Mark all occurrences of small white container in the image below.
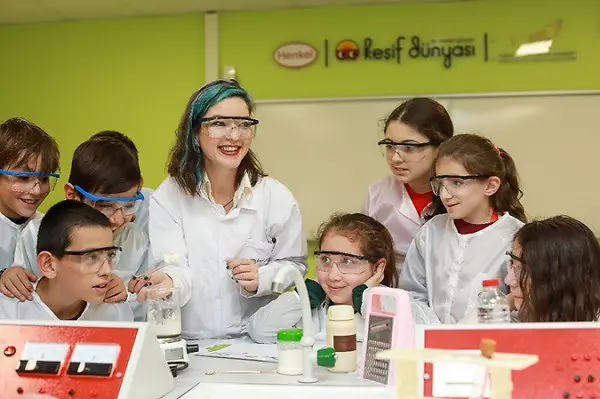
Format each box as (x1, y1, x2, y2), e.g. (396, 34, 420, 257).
(326, 305, 357, 373)
(276, 329, 304, 375)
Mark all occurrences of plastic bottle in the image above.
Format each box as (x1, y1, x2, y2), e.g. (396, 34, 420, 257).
(477, 279, 510, 323)
(326, 305, 357, 373)
(276, 329, 303, 375)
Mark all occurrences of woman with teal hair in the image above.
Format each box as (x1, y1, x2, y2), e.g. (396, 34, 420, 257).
(128, 80, 307, 339)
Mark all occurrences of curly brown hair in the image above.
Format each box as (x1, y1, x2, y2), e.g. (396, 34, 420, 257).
(516, 215, 600, 322)
(316, 212, 398, 288)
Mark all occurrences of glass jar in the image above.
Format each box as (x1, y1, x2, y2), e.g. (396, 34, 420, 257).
(277, 328, 303, 375)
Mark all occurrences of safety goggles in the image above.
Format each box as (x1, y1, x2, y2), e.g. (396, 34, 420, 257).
(429, 174, 491, 196)
(0, 169, 59, 193)
(53, 246, 122, 274)
(313, 250, 380, 275)
(201, 116, 259, 139)
(377, 139, 434, 162)
(74, 185, 144, 218)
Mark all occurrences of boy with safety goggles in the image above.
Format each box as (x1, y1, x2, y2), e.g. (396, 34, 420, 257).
(0, 200, 133, 322)
(3, 136, 149, 310)
(0, 117, 60, 274)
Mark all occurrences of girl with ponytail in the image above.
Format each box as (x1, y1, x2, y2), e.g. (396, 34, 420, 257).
(398, 133, 526, 324)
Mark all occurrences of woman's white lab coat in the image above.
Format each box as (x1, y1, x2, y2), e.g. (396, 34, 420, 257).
(363, 176, 430, 271)
(0, 212, 42, 270)
(398, 212, 523, 324)
(150, 176, 307, 340)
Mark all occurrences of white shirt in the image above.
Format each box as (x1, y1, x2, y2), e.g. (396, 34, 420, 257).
(150, 175, 307, 340)
(0, 288, 133, 321)
(0, 212, 43, 270)
(134, 187, 155, 236)
(13, 219, 149, 281)
(398, 213, 523, 324)
(363, 176, 429, 271)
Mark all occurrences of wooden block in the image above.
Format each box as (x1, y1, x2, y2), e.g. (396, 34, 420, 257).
(481, 339, 496, 359)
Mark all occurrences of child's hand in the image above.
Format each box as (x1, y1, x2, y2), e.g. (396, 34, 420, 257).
(365, 264, 385, 288)
(104, 274, 127, 303)
(128, 271, 173, 303)
(228, 258, 259, 294)
(0, 266, 36, 301)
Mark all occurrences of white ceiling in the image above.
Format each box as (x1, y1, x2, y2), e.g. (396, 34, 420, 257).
(0, 0, 473, 25)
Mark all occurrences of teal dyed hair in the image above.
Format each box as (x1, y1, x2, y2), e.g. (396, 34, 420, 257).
(168, 80, 265, 196)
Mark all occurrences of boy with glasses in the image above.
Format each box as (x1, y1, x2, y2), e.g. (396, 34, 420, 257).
(0, 117, 60, 275)
(4, 137, 148, 309)
(0, 200, 133, 321)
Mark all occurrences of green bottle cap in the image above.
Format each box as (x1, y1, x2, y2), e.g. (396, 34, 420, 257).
(277, 328, 303, 342)
(316, 347, 337, 368)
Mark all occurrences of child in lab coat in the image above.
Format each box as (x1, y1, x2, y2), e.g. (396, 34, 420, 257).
(89, 130, 155, 236)
(6, 137, 148, 306)
(128, 79, 307, 339)
(248, 213, 429, 344)
(0, 200, 133, 322)
(0, 117, 59, 282)
(505, 215, 600, 323)
(364, 98, 454, 271)
(398, 134, 527, 324)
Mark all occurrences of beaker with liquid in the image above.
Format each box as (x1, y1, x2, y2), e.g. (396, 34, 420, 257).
(147, 287, 182, 338)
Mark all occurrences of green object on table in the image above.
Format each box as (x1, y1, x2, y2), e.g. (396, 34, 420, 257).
(206, 343, 231, 352)
(316, 347, 337, 368)
(277, 328, 303, 342)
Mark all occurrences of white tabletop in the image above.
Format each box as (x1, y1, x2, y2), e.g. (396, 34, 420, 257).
(160, 339, 392, 399)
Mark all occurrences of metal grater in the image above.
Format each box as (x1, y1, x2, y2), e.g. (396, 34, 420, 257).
(363, 314, 394, 384)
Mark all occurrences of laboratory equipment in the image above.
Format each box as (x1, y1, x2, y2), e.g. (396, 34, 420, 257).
(272, 265, 319, 383)
(0, 320, 174, 399)
(327, 305, 357, 373)
(277, 329, 304, 375)
(146, 286, 190, 372)
(360, 287, 414, 385)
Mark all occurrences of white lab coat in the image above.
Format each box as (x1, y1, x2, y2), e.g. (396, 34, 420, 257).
(398, 213, 523, 324)
(247, 287, 433, 344)
(0, 286, 133, 321)
(363, 176, 429, 271)
(150, 176, 307, 340)
(134, 187, 155, 236)
(13, 220, 150, 281)
(0, 212, 43, 270)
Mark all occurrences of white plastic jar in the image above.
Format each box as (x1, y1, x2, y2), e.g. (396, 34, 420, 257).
(326, 305, 357, 373)
(276, 329, 304, 375)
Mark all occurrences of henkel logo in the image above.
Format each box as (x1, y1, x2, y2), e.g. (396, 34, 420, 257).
(274, 42, 318, 69)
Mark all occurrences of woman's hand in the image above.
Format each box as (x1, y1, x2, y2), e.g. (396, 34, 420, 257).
(228, 258, 259, 294)
(128, 271, 173, 302)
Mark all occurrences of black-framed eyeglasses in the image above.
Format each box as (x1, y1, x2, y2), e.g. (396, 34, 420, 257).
(429, 174, 491, 196)
(52, 246, 122, 274)
(313, 250, 381, 275)
(53, 246, 121, 257)
(377, 139, 436, 161)
(506, 251, 524, 264)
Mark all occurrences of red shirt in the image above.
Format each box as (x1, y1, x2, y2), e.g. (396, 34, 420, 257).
(455, 211, 500, 234)
(405, 184, 433, 217)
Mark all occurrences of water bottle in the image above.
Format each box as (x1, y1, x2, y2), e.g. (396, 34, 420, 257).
(477, 279, 510, 323)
